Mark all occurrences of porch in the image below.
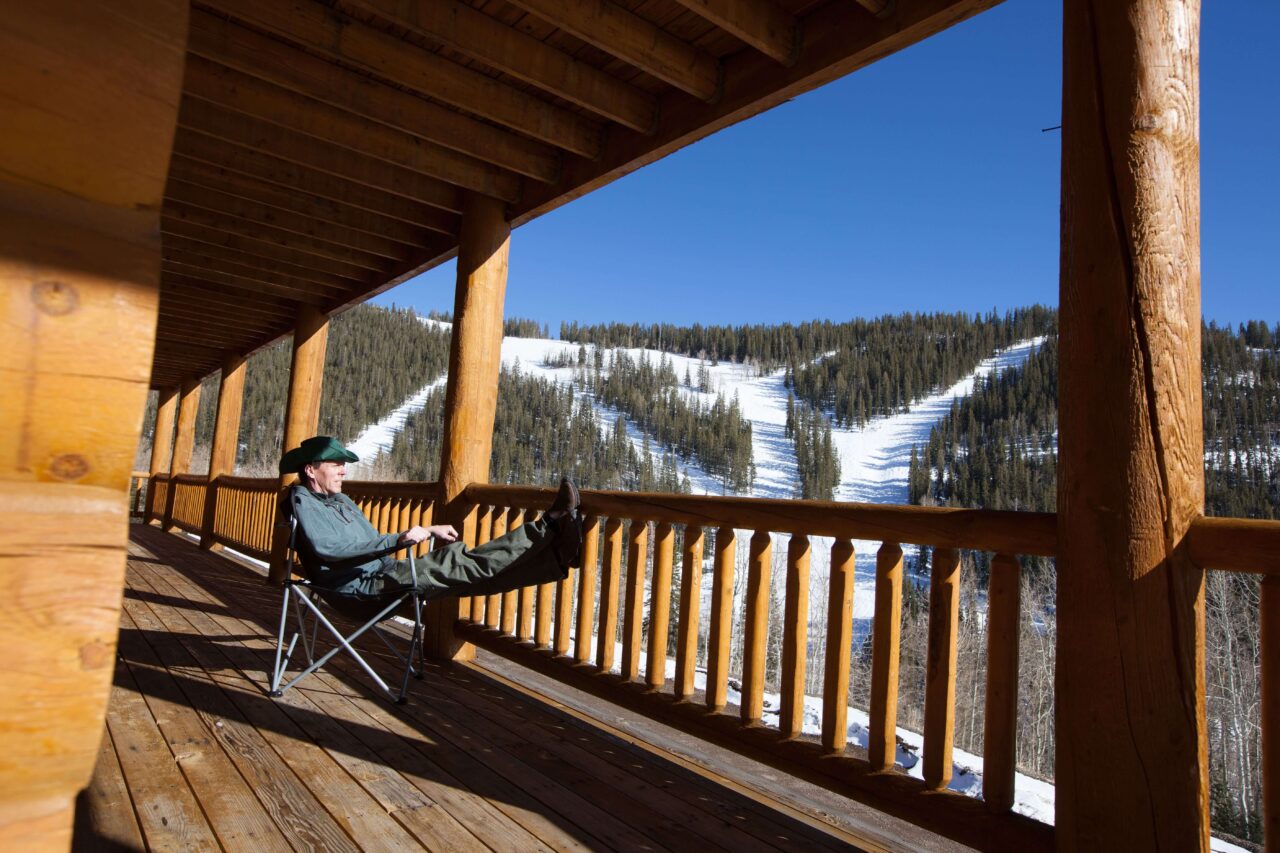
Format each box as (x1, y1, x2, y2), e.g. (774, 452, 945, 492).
(77, 522, 914, 851)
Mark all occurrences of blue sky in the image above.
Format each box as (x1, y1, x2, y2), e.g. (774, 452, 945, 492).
(377, 1, 1278, 331)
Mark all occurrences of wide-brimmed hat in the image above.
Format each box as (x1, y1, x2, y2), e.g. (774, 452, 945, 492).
(279, 435, 359, 474)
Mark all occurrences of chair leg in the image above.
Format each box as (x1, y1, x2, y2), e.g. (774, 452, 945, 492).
(270, 587, 296, 696)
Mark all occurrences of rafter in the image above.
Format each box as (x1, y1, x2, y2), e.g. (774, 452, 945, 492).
(199, 0, 603, 158)
(161, 258, 332, 305)
(184, 57, 525, 201)
(179, 98, 465, 213)
(345, 0, 657, 133)
(505, 0, 722, 101)
(174, 128, 460, 233)
(162, 234, 361, 291)
(161, 216, 374, 283)
(162, 201, 392, 273)
(187, 10, 563, 181)
(670, 0, 798, 65)
(169, 155, 438, 250)
(165, 247, 349, 298)
(165, 179, 416, 262)
(162, 271, 305, 313)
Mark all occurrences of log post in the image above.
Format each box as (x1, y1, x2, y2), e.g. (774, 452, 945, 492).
(146, 387, 178, 523)
(426, 191, 510, 661)
(200, 353, 246, 549)
(0, 0, 187, 845)
(268, 304, 330, 584)
(1058, 0, 1207, 846)
(161, 376, 201, 531)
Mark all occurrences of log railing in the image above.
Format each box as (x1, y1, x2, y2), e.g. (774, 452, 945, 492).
(457, 484, 1057, 850)
(132, 474, 1280, 850)
(168, 474, 208, 534)
(146, 473, 170, 525)
(208, 475, 279, 561)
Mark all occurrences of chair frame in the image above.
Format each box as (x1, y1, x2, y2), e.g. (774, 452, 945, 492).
(269, 515, 426, 704)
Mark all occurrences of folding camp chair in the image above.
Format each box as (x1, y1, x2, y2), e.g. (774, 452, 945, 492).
(269, 514, 426, 704)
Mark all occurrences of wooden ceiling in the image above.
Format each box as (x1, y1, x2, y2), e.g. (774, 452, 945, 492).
(151, 0, 998, 389)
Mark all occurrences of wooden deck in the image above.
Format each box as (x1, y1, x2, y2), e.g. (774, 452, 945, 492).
(72, 524, 872, 852)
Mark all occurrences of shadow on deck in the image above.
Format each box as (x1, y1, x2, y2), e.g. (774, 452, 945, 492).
(72, 524, 894, 852)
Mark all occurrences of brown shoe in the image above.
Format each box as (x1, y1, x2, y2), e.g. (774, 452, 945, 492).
(546, 477, 580, 520)
(553, 513, 583, 569)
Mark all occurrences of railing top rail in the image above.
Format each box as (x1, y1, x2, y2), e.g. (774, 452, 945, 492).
(1187, 515, 1280, 576)
(465, 483, 1058, 557)
(343, 480, 440, 498)
(216, 475, 278, 490)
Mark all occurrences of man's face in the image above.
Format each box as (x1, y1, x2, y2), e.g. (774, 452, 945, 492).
(305, 460, 346, 496)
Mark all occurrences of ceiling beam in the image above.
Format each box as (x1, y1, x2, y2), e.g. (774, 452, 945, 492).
(187, 9, 563, 182)
(184, 56, 526, 201)
(179, 98, 465, 213)
(515, 0, 999, 226)
(169, 155, 439, 249)
(164, 248, 349, 299)
(160, 283, 298, 322)
(174, 128, 460, 234)
(165, 179, 416, 263)
(161, 259, 332, 305)
(162, 201, 393, 273)
(198, 0, 603, 159)
(345, 0, 657, 133)
(162, 271, 305, 313)
(162, 234, 362, 291)
(505, 0, 722, 101)
(670, 0, 799, 65)
(161, 216, 374, 283)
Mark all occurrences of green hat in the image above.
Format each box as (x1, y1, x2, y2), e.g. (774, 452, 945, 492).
(279, 435, 359, 474)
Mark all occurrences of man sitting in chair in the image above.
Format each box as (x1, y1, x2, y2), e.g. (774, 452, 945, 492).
(280, 435, 582, 600)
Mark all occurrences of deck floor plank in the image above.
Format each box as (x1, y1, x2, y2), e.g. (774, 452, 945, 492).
(102, 651, 220, 851)
(128, 551, 493, 853)
(73, 722, 146, 851)
(73, 526, 865, 853)
(124, 560, 370, 852)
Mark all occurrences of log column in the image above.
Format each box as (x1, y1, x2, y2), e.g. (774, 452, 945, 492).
(200, 353, 246, 549)
(145, 387, 178, 523)
(268, 305, 330, 584)
(1058, 0, 1206, 847)
(0, 1, 187, 846)
(427, 192, 510, 661)
(162, 377, 201, 530)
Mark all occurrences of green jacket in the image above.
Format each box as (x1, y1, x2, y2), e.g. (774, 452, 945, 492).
(287, 484, 402, 590)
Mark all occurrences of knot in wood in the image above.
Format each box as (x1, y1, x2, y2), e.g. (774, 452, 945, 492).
(31, 279, 79, 315)
(49, 453, 91, 481)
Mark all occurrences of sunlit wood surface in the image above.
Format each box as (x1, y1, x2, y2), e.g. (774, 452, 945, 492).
(74, 524, 864, 851)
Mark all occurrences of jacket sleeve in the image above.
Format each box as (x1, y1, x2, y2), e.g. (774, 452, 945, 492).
(292, 493, 401, 564)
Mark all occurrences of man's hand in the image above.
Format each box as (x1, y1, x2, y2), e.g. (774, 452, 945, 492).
(399, 524, 459, 545)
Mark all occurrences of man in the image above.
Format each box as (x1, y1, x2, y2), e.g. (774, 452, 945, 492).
(279, 435, 582, 600)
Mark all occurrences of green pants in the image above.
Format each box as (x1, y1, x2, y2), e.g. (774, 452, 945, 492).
(350, 518, 567, 600)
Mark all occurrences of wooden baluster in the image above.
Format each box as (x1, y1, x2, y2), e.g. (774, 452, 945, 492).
(984, 552, 1022, 813)
(742, 530, 773, 725)
(512, 509, 535, 640)
(574, 517, 601, 664)
(491, 507, 517, 635)
(1262, 575, 1278, 848)
(534, 551, 555, 649)
(923, 547, 960, 790)
(706, 526, 736, 711)
(869, 542, 904, 771)
(646, 522, 676, 689)
(554, 530, 575, 656)
(597, 518, 623, 672)
(397, 496, 411, 543)
(419, 498, 435, 559)
(780, 534, 810, 738)
(407, 498, 424, 559)
(621, 520, 648, 681)
(475, 506, 501, 628)
(674, 526, 705, 701)
(822, 538, 856, 751)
